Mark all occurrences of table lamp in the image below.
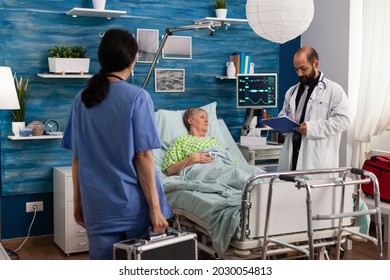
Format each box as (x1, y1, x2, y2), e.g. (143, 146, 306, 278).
(0, 66, 21, 138)
(0, 66, 20, 110)
(0, 66, 20, 258)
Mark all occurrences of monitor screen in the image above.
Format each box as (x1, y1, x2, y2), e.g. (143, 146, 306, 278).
(236, 73, 278, 109)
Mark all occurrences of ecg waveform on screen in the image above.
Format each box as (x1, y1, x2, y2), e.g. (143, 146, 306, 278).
(243, 95, 274, 105)
(237, 75, 277, 108)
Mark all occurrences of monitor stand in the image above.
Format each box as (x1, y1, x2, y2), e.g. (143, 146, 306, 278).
(240, 109, 255, 136)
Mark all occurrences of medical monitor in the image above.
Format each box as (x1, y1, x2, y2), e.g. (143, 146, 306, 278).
(236, 73, 278, 109)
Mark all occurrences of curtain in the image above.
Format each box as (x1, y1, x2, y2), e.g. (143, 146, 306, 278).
(351, 0, 390, 168)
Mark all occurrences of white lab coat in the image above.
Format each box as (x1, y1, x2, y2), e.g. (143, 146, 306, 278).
(277, 72, 350, 171)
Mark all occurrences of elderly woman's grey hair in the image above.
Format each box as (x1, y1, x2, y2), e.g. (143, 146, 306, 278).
(182, 108, 207, 131)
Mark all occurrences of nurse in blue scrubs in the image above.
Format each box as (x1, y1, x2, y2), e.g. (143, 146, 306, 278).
(64, 29, 173, 260)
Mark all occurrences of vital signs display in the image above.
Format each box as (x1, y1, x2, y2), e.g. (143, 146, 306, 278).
(236, 73, 278, 109)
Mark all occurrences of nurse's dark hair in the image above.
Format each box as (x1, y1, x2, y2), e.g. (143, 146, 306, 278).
(296, 46, 319, 65)
(81, 29, 138, 108)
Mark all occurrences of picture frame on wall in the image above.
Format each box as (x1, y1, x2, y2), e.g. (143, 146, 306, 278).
(137, 29, 159, 63)
(155, 69, 185, 93)
(162, 35, 192, 60)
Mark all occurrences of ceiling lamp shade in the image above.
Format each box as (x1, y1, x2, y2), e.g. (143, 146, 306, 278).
(0, 66, 20, 110)
(246, 0, 314, 44)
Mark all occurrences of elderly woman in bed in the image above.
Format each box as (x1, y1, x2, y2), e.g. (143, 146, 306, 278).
(162, 108, 224, 176)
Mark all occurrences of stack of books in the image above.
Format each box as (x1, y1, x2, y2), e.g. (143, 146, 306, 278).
(229, 52, 252, 75)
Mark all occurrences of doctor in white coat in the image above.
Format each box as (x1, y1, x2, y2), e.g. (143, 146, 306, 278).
(278, 46, 350, 171)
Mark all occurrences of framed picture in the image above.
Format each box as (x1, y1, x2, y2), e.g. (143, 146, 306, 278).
(155, 69, 185, 93)
(162, 35, 192, 60)
(137, 29, 159, 63)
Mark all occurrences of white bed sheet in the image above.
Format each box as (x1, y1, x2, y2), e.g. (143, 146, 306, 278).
(152, 103, 370, 258)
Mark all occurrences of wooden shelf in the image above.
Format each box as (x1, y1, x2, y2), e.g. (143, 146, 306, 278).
(37, 73, 92, 78)
(216, 76, 236, 80)
(8, 135, 63, 140)
(66, 8, 126, 19)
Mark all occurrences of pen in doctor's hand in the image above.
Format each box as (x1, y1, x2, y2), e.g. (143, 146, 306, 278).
(284, 112, 293, 121)
(284, 107, 292, 118)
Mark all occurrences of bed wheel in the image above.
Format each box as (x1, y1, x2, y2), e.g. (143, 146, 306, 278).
(233, 249, 251, 258)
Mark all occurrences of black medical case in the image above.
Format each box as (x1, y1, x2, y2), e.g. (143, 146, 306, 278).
(113, 229, 197, 260)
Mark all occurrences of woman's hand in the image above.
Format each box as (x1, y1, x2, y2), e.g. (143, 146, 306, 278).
(149, 210, 169, 234)
(166, 152, 214, 176)
(73, 201, 85, 228)
(192, 152, 214, 164)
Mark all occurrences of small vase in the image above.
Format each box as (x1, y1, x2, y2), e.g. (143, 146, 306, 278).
(215, 8, 227, 19)
(92, 0, 106, 10)
(12, 121, 26, 137)
(250, 62, 255, 74)
(27, 121, 45, 136)
(226, 62, 236, 78)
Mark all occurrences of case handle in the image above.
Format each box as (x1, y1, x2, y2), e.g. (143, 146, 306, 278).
(146, 226, 169, 241)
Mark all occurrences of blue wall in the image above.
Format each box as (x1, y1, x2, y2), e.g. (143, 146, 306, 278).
(0, 0, 299, 239)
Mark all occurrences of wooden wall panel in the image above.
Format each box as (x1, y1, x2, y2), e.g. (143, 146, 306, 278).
(1, 1, 281, 196)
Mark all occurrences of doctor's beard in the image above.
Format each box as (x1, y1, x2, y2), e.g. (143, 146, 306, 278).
(299, 67, 316, 85)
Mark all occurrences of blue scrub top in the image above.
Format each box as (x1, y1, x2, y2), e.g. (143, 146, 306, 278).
(68, 81, 173, 234)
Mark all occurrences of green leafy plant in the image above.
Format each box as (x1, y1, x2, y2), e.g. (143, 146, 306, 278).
(12, 74, 31, 122)
(215, 0, 227, 9)
(49, 45, 87, 58)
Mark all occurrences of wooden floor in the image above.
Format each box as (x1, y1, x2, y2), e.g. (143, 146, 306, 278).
(0, 234, 386, 260)
(1, 235, 89, 260)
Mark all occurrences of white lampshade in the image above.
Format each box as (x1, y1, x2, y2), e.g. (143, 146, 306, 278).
(246, 0, 314, 44)
(0, 66, 20, 110)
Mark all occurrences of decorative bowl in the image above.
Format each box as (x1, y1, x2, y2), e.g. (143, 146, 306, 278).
(19, 127, 33, 137)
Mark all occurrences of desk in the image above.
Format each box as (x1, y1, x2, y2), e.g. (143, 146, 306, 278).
(237, 143, 282, 166)
(362, 195, 390, 259)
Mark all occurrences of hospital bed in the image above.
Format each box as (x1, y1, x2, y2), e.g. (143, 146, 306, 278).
(153, 103, 383, 260)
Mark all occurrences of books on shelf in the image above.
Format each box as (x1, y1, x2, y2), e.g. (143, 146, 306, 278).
(236, 52, 252, 74)
(230, 55, 240, 76)
(229, 52, 254, 76)
(244, 55, 252, 74)
(239, 52, 245, 74)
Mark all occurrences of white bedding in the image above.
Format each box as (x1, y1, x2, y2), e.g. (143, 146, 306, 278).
(153, 102, 265, 255)
(153, 102, 370, 258)
(162, 145, 263, 256)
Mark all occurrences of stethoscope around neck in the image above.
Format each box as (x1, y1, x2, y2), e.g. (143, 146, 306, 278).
(317, 74, 326, 90)
(286, 74, 326, 115)
(290, 73, 326, 97)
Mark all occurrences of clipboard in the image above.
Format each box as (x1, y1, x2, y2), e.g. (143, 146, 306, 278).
(259, 116, 299, 133)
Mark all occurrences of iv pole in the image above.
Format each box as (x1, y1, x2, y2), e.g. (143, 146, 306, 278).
(141, 19, 258, 136)
(240, 109, 255, 136)
(142, 20, 228, 89)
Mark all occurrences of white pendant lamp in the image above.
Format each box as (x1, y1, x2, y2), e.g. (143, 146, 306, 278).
(246, 0, 314, 44)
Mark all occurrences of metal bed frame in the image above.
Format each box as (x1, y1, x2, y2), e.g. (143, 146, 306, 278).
(240, 167, 383, 260)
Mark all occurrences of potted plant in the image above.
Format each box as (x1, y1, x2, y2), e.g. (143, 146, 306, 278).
(48, 45, 90, 75)
(11, 74, 31, 136)
(215, 0, 228, 19)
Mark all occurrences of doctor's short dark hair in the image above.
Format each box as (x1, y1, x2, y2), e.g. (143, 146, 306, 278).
(296, 46, 319, 65)
(182, 108, 207, 131)
(307, 47, 319, 64)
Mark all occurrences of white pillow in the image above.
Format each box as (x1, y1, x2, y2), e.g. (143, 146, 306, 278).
(153, 102, 227, 170)
(154, 102, 226, 150)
